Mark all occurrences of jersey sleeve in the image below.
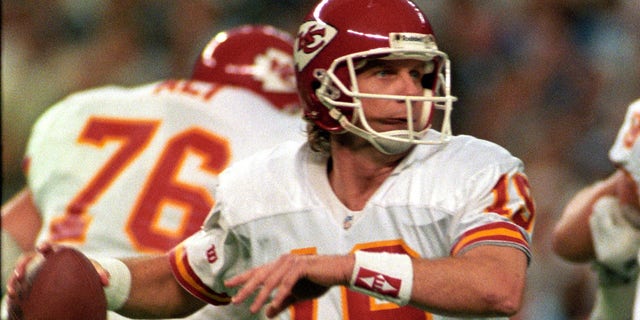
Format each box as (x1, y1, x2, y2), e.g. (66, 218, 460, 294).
(450, 159, 535, 261)
(609, 99, 640, 185)
(168, 205, 248, 306)
(610, 99, 640, 164)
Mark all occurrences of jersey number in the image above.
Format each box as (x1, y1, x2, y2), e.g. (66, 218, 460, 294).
(291, 241, 432, 320)
(486, 173, 535, 233)
(49, 117, 230, 251)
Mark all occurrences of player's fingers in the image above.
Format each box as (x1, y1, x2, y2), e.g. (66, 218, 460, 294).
(227, 254, 302, 311)
(248, 283, 274, 313)
(267, 270, 301, 311)
(248, 265, 291, 313)
(224, 268, 253, 288)
(228, 266, 274, 307)
(6, 272, 19, 297)
(6, 253, 40, 297)
(258, 254, 309, 310)
(226, 269, 259, 304)
(265, 295, 297, 318)
(11, 252, 39, 280)
(90, 260, 111, 286)
(35, 242, 55, 255)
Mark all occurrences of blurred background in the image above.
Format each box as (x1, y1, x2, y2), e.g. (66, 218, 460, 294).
(2, 0, 639, 319)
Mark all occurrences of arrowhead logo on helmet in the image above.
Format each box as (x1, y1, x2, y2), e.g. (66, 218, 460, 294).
(252, 48, 297, 93)
(295, 21, 338, 71)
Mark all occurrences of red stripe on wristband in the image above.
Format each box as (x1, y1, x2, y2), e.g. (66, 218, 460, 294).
(353, 267, 401, 298)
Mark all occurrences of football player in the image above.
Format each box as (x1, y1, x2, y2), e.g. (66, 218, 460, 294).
(2, 25, 304, 320)
(552, 98, 640, 320)
(9, 1, 536, 319)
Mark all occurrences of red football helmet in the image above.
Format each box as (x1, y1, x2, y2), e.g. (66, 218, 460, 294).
(294, 0, 456, 154)
(192, 25, 299, 111)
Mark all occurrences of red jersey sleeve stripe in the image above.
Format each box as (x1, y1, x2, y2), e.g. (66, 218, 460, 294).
(450, 221, 530, 256)
(169, 244, 231, 305)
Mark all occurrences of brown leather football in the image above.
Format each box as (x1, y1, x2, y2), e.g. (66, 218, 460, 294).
(7, 246, 107, 320)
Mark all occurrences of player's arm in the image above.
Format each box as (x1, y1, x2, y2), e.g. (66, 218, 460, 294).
(410, 245, 527, 316)
(2, 188, 42, 251)
(7, 245, 205, 318)
(2, 188, 42, 293)
(226, 244, 527, 318)
(551, 170, 622, 262)
(97, 253, 206, 318)
(552, 170, 640, 320)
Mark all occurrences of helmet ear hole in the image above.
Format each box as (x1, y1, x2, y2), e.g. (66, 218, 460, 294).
(311, 79, 321, 91)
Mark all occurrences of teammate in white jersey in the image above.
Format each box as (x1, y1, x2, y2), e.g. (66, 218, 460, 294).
(8, 1, 535, 319)
(1, 25, 303, 320)
(552, 98, 640, 320)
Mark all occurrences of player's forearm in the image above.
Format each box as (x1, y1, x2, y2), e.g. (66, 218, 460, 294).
(552, 177, 617, 262)
(111, 254, 205, 318)
(1, 188, 42, 251)
(1, 231, 24, 295)
(341, 246, 526, 317)
(228, 247, 527, 318)
(408, 245, 527, 317)
(309, 248, 527, 317)
(2, 188, 42, 294)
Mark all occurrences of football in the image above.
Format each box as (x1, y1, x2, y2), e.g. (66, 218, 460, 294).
(7, 246, 107, 320)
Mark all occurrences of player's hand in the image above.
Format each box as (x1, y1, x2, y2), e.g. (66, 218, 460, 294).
(5, 250, 40, 300)
(6, 243, 110, 299)
(224, 254, 352, 318)
(615, 169, 640, 208)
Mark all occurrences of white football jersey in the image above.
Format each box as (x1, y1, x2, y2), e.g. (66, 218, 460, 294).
(610, 99, 640, 186)
(170, 131, 536, 320)
(611, 99, 640, 320)
(23, 79, 305, 320)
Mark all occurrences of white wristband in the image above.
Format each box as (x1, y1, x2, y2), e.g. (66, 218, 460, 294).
(349, 251, 413, 306)
(93, 257, 132, 311)
(590, 196, 640, 275)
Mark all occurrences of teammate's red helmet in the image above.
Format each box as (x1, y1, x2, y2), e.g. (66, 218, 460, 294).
(192, 25, 299, 111)
(294, 0, 456, 153)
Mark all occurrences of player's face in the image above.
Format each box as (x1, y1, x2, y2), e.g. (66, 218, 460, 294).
(355, 59, 428, 133)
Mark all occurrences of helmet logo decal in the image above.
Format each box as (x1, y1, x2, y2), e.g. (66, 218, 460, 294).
(295, 21, 337, 71)
(253, 48, 296, 93)
(225, 48, 296, 93)
(299, 25, 326, 54)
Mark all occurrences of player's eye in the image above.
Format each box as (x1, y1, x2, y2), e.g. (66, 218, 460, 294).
(409, 69, 423, 79)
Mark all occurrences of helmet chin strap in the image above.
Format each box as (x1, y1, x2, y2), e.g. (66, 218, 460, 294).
(367, 130, 418, 155)
(348, 125, 415, 155)
(330, 108, 424, 155)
